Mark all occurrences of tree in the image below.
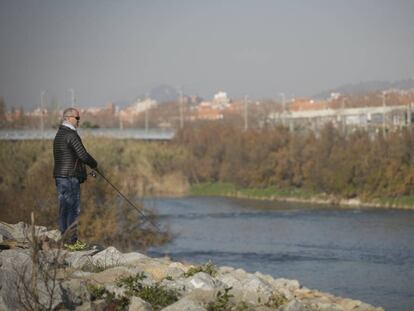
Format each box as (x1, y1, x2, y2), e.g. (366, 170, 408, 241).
(0, 97, 6, 128)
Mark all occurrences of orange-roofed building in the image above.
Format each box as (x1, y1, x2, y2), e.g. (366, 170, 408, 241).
(197, 105, 223, 120)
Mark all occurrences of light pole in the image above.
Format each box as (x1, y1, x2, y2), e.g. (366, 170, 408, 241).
(69, 88, 76, 107)
(382, 92, 386, 136)
(145, 94, 149, 133)
(244, 95, 248, 131)
(40, 90, 47, 139)
(279, 92, 286, 126)
(179, 87, 184, 129)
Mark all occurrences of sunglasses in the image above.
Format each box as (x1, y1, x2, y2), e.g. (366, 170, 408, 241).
(66, 115, 80, 121)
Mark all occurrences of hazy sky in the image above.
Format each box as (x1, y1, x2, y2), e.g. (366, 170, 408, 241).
(1, 0, 413, 109)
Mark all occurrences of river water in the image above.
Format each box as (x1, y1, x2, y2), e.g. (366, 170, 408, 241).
(146, 196, 414, 311)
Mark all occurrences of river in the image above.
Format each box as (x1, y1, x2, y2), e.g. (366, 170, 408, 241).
(146, 196, 414, 311)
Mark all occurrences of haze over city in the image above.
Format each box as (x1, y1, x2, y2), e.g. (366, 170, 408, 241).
(0, 0, 413, 109)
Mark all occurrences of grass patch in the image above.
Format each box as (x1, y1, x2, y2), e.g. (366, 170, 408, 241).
(190, 182, 237, 196)
(207, 287, 234, 311)
(190, 182, 319, 200)
(86, 284, 130, 310)
(184, 261, 218, 278)
(116, 272, 179, 310)
(375, 195, 414, 208)
(265, 292, 288, 308)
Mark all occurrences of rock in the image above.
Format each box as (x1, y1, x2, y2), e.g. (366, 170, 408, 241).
(186, 288, 217, 305)
(91, 246, 124, 266)
(280, 299, 309, 311)
(34, 278, 64, 310)
(165, 262, 186, 279)
(72, 271, 94, 278)
(186, 272, 218, 290)
(91, 299, 107, 311)
(0, 249, 33, 310)
(74, 300, 107, 311)
(42, 229, 61, 241)
(60, 279, 90, 308)
(129, 296, 153, 311)
(65, 249, 101, 269)
(0, 222, 28, 240)
(85, 266, 147, 284)
(91, 247, 147, 267)
(270, 278, 301, 291)
(74, 302, 92, 311)
(239, 274, 273, 305)
(140, 263, 171, 281)
(232, 268, 248, 280)
(0, 221, 50, 242)
(338, 298, 362, 309)
(217, 273, 240, 288)
(218, 266, 235, 274)
(122, 251, 149, 264)
(161, 297, 207, 311)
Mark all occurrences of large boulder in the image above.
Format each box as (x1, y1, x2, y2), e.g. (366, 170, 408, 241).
(160, 297, 207, 311)
(91, 246, 148, 267)
(129, 296, 153, 311)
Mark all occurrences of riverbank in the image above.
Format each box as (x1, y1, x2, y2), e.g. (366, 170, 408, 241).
(189, 182, 414, 210)
(0, 221, 383, 311)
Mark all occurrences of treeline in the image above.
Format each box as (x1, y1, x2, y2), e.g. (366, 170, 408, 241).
(0, 139, 188, 250)
(174, 122, 414, 200)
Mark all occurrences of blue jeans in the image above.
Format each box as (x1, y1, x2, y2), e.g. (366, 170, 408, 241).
(55, 177, 80, 243)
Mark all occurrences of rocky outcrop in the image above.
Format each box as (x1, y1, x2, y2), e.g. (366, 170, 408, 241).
(0, 222, 384, 311)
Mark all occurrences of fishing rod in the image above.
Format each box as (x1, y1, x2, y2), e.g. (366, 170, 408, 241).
(90, 168, 162, 232)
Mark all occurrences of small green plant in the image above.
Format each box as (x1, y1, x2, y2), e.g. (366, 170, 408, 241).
(207, 287, 234, 311)
(165, 276, 173, 281)
(105, 292, 130, 310)
(116, 272, 147, 294)
(86, 283, 130, 310)
(265, 291, 288, 308)
(137, 284, 179, 310)
(116, 272, 179, 310)
(86, 284, 107, 300)
(235, 301, 249, 311)
(184, 261, 218, 277)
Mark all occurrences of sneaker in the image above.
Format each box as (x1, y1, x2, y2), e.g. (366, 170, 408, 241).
(64, 240, 88, 251)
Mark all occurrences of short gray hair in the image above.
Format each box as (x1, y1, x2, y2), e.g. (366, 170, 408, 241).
(63, 107, 79, 120)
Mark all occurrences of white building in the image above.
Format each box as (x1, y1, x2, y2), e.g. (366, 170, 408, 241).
(212, 91, 231, 109)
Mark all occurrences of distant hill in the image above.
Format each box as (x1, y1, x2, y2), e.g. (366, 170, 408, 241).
(149, 84, 179, 103)
(314, 78, 414, 99)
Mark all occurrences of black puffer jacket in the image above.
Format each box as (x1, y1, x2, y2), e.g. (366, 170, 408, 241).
(53, 125, 97, 182)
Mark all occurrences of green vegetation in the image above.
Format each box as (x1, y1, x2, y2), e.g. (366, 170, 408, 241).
(375, 195, 414, 208)
(0, 139, 186, 251)
(86, 284, 107, 300)
(184, 261, 218, 278)
(2, 121, 414, 253)
(86, 284, 130, 310)
(207, 287, 234, 311)
(86, 273, 180, 310)
(190, 182, 318, 200)
(265, 292, 288, 308)
(205, 287, 250, 311)
(116, 273, 180, 310)
(175, 122, 414, 207)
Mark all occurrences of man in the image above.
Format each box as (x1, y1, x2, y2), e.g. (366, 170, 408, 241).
(53, 107, 98, 244)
